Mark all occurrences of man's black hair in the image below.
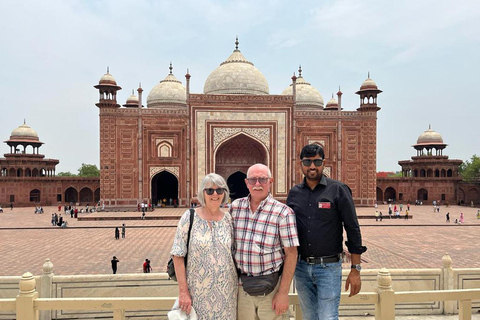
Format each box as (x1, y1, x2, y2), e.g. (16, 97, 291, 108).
(300, 144, 325, 159)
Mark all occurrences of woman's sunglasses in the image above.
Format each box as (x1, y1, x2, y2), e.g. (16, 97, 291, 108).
(204, 188, 226, 195)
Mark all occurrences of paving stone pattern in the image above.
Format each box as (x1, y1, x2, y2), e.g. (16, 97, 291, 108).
(0, 205, 479, 276)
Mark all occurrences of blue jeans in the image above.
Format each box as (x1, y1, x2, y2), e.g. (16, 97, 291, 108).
(295, 259, 342, 320)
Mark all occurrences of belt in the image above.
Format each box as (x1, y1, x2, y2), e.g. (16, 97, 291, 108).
(302, 254, 340, 264)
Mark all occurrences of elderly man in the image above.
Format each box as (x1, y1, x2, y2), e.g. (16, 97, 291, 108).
(287, 144, 367, 320)
(230, 163, 299, 320)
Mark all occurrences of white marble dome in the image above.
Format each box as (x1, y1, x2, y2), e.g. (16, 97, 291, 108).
(126, 92, 139, 104)
(324, 95, 339, 110)
(204, 40, 269, 95)
(282, 70, 324, 108)
(359, 76, 378, 90)
(10, 123, 39, 141)
(147, 66, 187, 107)
(416, 126, 444, 145)
(98, 71, 117, 86)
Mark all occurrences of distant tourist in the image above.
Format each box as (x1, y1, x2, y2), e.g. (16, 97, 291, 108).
(143, 259, 152, 273)
(446, 212, 450, 223)
(115, 227, 120, 239)
(121, 223, 126, 238)
(459, 212, 464, 224)
(111, 256, 119, 274)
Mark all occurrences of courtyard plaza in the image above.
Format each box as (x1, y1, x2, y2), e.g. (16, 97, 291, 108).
(1, 204, 479, 277)
(1, 204, 480, 319)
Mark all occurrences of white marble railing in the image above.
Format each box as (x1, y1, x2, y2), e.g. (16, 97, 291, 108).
(0, 254, 479, 320)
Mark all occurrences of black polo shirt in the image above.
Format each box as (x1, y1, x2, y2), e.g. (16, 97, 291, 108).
(287, 175, 366, 258)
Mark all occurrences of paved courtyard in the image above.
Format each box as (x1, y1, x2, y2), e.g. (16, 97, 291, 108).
(0, 204, 479, 277)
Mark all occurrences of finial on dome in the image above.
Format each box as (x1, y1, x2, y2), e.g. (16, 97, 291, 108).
(368, 71, 370, 79)
(131, 89, 134, 94)
(24, 119, 26, 125)
(169, 63, 173, 74)
(332, 93, 334, 98)
(235, 36, 239, 50)
(429, 124, 431, 129)
(298, 65, 302, 77)
(139, 82, 142, 88)
(107, 66, 110, 74)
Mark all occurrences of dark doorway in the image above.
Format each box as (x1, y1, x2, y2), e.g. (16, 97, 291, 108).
(79, 187, 93, 204)
(30, 189, 40, 202)
(65, 187, 78, 203)
(228, 171, 249, 201)
(376, 187, 383, 202)
(384, 187, 397, 203)
(418, 188, 428, 201)
(151, 171, 178, 206)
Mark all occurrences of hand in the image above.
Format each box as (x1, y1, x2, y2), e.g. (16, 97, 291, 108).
(345, 270, 361, 297)
(271, 291, 289, 315)
(178, 288, 192, 315)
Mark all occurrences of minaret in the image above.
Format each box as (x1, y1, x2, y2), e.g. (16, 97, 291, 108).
(356, 72, 382, 112)
(94, 67, 122, 108)
(337, 86, 343, 110)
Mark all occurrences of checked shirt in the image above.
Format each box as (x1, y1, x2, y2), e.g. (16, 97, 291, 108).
(230, 194, 299, 276)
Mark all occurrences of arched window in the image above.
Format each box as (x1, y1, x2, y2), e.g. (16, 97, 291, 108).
(447, 169, 453, 177)
(157, 141, 173, 158)
(420, 169, 426, 177)
(441, 169, 446, 177)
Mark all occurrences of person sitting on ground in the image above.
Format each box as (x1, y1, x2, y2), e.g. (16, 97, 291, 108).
(61, 220, 68, 228)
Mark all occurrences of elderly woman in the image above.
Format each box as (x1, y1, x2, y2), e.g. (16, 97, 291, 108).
(170, 173, 237, 319)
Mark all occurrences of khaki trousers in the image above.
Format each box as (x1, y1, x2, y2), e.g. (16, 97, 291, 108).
(237, 279, 289, 320)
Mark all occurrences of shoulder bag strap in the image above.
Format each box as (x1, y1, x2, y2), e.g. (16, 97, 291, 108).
(184, 208, 195, 264)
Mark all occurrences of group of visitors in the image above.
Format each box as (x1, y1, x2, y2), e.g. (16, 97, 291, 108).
(34, 206, 44, 214)
(114, 224, 126, 239)
(51, 213, 67, 228)
(110, 256, 153, 274)
(169, 144, 366, 320)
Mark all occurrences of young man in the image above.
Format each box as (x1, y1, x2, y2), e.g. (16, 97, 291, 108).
(230, 163, 299, 320)
(287, 144, 367, 320)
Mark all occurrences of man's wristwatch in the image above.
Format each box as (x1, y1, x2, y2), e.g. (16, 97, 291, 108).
(351, 264, 362, 271)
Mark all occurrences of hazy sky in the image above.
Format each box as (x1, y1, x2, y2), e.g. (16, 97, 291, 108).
(1, 0, 479, 173)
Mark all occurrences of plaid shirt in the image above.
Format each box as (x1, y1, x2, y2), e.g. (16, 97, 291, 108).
(230, 194, 299, 276)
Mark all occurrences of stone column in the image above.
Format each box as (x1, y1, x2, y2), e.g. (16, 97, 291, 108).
(375, 268, 395, 320)
(16, 272, 39, 320)
(442, 253, 454, 314)
(39, 259, 54, 320)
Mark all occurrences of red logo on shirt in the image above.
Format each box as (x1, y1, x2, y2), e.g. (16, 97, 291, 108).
(318, 202, 331, 209)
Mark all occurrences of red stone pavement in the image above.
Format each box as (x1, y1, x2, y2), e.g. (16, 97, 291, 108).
(0, 204, 479, 276)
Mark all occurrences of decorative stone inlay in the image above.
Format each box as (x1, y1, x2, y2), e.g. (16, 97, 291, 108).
(150, 166, 179, 178)
(196, 111, 287, 193)
(213, 128, 270, 150)
(308, 140, 326, 148)
(156, 138, 174, 146)
(324, 167, 331, 178)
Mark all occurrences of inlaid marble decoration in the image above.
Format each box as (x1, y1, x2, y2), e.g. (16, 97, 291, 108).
(150, 166, 179, 179)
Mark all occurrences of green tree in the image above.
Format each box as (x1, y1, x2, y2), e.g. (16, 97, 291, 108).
(57, 171, 77, 177)
(459, 155, 480, 182)
(78, 163, 100, 177)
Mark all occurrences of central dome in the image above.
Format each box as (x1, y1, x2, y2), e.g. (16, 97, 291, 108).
(203, 39, 269, 95)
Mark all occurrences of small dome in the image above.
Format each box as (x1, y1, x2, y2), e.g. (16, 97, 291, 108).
(147, 65, 187, 107)
(123, 91, 139, 108)
(282, 68, 324, 108)
(359, 74, 378, 91)
(324, 95, 339, 110)
(204, 39, 269, 95)
(416, 126, 444, 145)
(98, 69, 117, 86)
(11, 123, 39, 141)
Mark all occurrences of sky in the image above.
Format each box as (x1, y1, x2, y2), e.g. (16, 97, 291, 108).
(1, 0, 479, 174)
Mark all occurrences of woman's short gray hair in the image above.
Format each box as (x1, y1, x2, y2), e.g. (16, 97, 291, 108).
(197, 173, 230, 206)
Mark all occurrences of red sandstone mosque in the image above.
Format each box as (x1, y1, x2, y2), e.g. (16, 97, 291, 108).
(94, 39, 380, 208)
(1, 39, 478, 208)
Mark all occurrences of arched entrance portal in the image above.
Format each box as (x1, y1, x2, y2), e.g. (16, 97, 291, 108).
(215, 133, 267, 199)
(227, 171, 249, 200)
(418, 188, 428, 201)
(151, 171, 178, 206)
(376, 187, 383, 203)
(65, 187, 78, 204)
(384, 187, 396, 203)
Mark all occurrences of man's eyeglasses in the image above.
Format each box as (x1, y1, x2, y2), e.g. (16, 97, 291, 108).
(204, 188, 226, 195)
(246, 177, 270, 185)
(301, 159, 324, 167)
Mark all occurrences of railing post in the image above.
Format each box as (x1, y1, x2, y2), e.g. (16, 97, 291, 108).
(40, 259, 54, 320)
(113, 309, 126, 320)
(16, 272, 39, 320)
(375, 268, 395, 320)
(442, 253, 454, 314)
(458, 300, 472, 320)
